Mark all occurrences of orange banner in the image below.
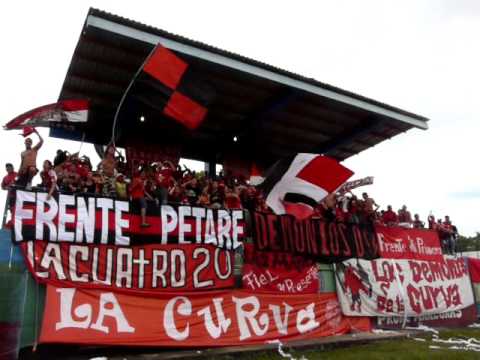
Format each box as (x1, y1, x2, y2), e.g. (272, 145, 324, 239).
(40, 286, 371, 347)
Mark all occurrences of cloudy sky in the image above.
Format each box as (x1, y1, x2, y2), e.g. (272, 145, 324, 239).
(0, 0, 478, 235)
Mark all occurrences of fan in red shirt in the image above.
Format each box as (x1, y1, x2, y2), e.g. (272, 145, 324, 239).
(397, 205, 412, 225)
(412, 214, 425, 229)
(347, 197, 360, 224)
(75, 159, 90, 180)
(443, 215, 457, 254)
(382, 205, 398, 226)
(155, 161, 175, 187)
(130, 170, 152, 228)
(40, 160, 57, 200)
(225, 186, 243, 209)
(335, 205, 346, 223)
(1, 163, 17, 191)
(2, 163, 17, 223)
(154, 161, 175, 204)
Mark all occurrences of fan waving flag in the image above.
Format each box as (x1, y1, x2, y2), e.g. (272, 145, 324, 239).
(134, 44, 212, 130)
(4, 100, 89, 130)
(261, 154, 354, 220)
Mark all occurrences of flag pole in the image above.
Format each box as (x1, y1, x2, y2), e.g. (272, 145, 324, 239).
(110, 43, 160, 147)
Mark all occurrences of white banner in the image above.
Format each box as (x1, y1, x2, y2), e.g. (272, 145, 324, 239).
(335, 256, 474, 317)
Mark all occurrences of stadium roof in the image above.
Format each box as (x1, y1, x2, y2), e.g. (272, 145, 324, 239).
(54, 8, 429, 167)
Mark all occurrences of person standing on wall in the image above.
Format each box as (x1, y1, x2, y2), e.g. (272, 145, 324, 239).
(16, 127, 43, 189)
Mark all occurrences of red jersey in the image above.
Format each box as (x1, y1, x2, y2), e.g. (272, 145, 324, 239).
(382, 210, 398, 223)
(225, 194, 242, 209)
(40, 170, 57, 190)
(130, 177, 145, 199)
(1, 172, 17, 189)
(398, 210, 412, 223)
(413, 220, 424, 229)
(443, 221, 452, 232)
(335, 207, 346, 222)
(63, 161, 76, 173)
(75, 164, 89, 179)
(156, 168, 174, 188)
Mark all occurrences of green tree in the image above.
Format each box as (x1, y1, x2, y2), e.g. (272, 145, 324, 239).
(457, 232, 480, 252)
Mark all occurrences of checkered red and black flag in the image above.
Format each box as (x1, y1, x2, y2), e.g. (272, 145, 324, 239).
(134, 45, 212, 130)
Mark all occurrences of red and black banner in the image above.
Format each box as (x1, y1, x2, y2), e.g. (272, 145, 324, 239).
(251, 211, 379, 262)
(13, 190, 245, 250)
(133, 45, 214, 130)
(20, 241, 233, 294)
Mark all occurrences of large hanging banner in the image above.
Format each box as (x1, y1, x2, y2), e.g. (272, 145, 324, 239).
(251, 212, 379, 262)
(335, 257, 474, 317)
(376, 225, 443, 261)
(12, 190, 245, 249)
(242, 244, 319, 294)
(19, 241, 233, 293)
(40, 286, 371, 347)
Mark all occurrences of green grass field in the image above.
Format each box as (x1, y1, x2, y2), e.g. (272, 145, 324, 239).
(233, 329, 480, 360)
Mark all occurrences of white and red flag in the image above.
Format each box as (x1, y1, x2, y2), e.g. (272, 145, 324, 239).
(4, 99, 89, 130)
(261, 154, 353, 220)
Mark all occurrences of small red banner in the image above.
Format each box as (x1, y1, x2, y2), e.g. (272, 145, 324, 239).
(40, 287, 371, 347)
(242, 244, 319, 294)
(376, 226, 443, 261)
(242, 263, 319, 294)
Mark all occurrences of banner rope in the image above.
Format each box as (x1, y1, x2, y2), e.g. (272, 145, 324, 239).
(8, 243, 13, 270)
(33, 278, 39, 352)
(77, 132, 86, 155)
(20, 272, 30, 354)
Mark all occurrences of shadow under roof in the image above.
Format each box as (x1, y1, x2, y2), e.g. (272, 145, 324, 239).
(53, 8, 429, 167)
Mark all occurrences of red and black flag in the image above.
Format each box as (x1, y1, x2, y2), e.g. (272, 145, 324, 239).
(261, 154, 354, 220)
(132, 45, 212, 130)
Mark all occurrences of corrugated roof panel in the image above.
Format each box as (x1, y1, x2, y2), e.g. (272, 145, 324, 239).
(52, 8, 429, 166)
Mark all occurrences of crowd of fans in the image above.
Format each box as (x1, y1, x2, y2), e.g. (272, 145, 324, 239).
(1, 132, 459, 253)
(315, 193, 458, 254)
